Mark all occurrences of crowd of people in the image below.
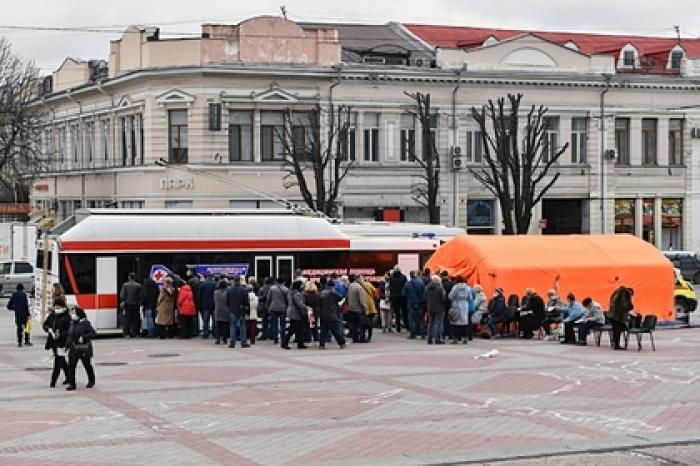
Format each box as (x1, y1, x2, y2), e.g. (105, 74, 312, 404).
(6, 265, 639, 392)
(109, 265, 636, 350)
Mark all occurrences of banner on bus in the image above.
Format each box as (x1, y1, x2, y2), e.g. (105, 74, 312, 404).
(193, 264, 250, 278)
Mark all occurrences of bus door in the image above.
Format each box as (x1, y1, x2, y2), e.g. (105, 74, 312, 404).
(255, 256, 272, 282)
(276, 256, 294, 286)
(95, 256, 118, 329)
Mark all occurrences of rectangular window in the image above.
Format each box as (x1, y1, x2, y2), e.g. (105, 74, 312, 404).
(643, 198, 655, 244)
(670, 51, 683, 70)
(84, 121, 94, 165)
(208, 103, 222, 131)
(614, 118, 630, 165)
(164, 200, 193, 209)
(58, 127, 66, 168)
(427, 113, 439, 162)
(100, 119, 111, 164)
(571, 117, 588, 164)
(168, 110, 188, 164)
(614, 199, 635, 234)
(400, 113, 415, 162)
(662, 198, 683, 250)
(543, 116, 559, 163)
(291, 112, 311, 161)
(228, 110, 253, 162)
(623, 50, 635, 67)
(70, 124, 80, 166)
(642, 118, 657, 165)
(363, 112, 379, 162)
(465, 130, 483, 164)
(669, 118, 683, 165)
(260, 111, 284, 161)
(138, 114, 144, 165)
(467, 199, 495, 235)
(129, 115, 137, 165)
(120, 200, 145, 209)
(119, 117, 128, 166)
(342, 112, 357, 162)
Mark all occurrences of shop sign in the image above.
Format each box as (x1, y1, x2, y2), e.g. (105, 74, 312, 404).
(159, 178, 194, 190)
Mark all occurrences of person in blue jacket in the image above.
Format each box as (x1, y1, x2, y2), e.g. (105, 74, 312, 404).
(402, 270, 426, 339)
(8, 283, 31, 347)
(560, 292, 586, 344)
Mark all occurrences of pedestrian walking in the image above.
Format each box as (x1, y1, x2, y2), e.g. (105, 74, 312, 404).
(52, 283, 67, 308)
(65, 307, 96, 391)
(8, 283, 31, 347)
(119, 272, 142, 338)
(43, 306, 70, 387)
(318, 278, 346, 349)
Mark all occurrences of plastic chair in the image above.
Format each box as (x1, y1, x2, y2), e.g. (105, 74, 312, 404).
(627, 315, 657, 351)
(623, 313, 643, 349)
(593, 315, 612, 347)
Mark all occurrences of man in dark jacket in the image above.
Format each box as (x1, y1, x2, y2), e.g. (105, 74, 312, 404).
(608, 286, 633, 350)
(403, 271, 426, 339)
(318, 278, 346, 348)
(120, 272, 142, 338)
(266, 278, 289, 344)
(8, 283, 31, 347)
(440, 271, 454, 340)
(199, 274, 217, 339)
(226, 276, 250, 348)
(140, 277, 159, 338)
(389, 267, 408, 333)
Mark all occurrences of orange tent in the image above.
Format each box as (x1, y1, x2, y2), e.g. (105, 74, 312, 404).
(426, 234, 675, 321)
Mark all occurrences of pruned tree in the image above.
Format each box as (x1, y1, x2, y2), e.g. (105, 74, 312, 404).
(404, 92, 440, 224)
(470, 93, 567, 234)
(278, 104, 353, 217)
(0, 37, 47, 204)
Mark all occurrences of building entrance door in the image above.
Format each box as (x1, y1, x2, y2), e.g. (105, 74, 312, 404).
(542, 199, 583, 234)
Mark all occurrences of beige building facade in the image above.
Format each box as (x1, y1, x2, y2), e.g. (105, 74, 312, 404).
(32, 16, 700, 252)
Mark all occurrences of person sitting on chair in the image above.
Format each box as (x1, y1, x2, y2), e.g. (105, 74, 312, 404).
(576, 298, 605, 345)
(560, 293, 585, 344)
(541, 289, 564, 340)
(518, 288, 544, 339)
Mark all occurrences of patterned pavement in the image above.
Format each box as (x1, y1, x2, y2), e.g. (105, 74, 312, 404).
(2, 310, 700, 465)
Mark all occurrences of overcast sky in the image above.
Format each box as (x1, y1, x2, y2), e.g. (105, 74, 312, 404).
(3, 0, 700, 74)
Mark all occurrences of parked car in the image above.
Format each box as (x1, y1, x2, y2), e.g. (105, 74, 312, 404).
(674, 268, 697, 319)
(663, 251, 700, 284)
(0, 260, 35, 296)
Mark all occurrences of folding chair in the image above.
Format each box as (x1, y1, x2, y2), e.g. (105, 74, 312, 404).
(626, 315, 657, 351)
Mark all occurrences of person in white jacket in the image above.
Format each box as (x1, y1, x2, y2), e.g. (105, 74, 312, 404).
(246, 284, 259, 345)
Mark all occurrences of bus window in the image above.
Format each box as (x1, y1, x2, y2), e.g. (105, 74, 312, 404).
(60, 254, 96, 294)
(255, 256, 272, 282)
(277, 256, 293, 286)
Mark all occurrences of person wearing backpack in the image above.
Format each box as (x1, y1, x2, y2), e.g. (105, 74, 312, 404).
(265, 277, 289, 345)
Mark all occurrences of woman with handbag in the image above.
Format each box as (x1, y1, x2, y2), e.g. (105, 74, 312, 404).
(65, 307, 97, 391)
(43, 305, 71, 387)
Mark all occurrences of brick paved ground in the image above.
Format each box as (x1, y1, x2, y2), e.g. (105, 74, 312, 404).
(2, 310, 700, 465)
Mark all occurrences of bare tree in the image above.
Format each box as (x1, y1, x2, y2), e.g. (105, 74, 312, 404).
(470, 93, 567, 234)
(278, 104, 353, 217)
(404, 92, 440, 224)
(0, 37, 46, 203)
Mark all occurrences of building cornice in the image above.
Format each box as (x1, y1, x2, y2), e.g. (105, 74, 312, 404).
(38, 63, 700, 107)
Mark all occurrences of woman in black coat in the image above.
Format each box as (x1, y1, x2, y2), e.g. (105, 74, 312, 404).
(518, 288, 545, 339)
(66, 307, 97, 391)
(43, 307, 71, 387)
(7, 283, 31, 347)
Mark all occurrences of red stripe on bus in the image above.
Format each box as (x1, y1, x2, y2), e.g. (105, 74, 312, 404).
(60, 239, 351, 251)
(75, 293, 118, 309)
(63, 255, 80, 294)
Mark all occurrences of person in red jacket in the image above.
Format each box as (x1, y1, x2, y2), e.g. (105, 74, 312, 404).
(177, 283, 197, 339)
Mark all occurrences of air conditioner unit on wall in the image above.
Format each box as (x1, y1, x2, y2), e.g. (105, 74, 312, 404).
(604, 149, 617, 160)
(691, 127, 700, 139)
(450, 146, 462, 156)
(452, 157, 465, 170)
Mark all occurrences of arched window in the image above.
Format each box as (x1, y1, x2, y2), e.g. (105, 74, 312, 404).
(482, 36, 499, 47)
(564, 40, 579, 52)
(619, 43, 639, 68)
(668, 46, 684, 70)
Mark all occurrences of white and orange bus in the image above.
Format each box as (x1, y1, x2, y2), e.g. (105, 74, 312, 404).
(35, 209, 463, 331)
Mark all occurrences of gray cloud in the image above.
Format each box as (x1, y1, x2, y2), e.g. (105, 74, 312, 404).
(1, 0, 698, 73)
